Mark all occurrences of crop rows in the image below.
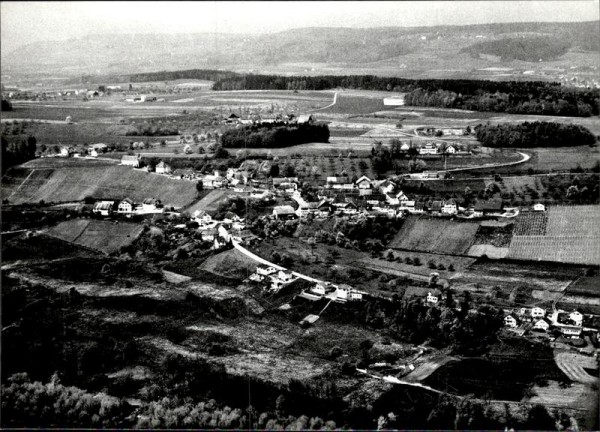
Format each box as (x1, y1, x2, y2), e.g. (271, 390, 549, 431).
(513, 212, 547, 236)
(508, 236, 600, 265)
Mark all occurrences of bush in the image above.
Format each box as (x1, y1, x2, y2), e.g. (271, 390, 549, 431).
(413, 257, 422, 266)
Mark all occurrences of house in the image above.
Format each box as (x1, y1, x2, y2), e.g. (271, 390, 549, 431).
(334, 284, 366, 302)
(378, 179, 396, 195)
(410, 202, 425, 214)
(155, 161, 172, 174)
(297, 114, 315, 124)
(192, 210, 213, 225)
(445, 145, 456, 154)
(296, 202, 319, 217)
(60, 147, 70, 157)
(233, 229, 259, 245)
(570, 311, 583, 326)
(356, 176, 373, 190)
(531, 307, 546, 319)
(92, 143, 108, 153)
(311, 282, 336, 296)
(533, 203, 546, 212)
(201, 228, 218, 242)
(426, 291, 439, 304)
(257, 266, 278, 276)
(317, 200, 335, 217)
(121, 155, 140, 167)
(142, 198, 162, 212)
(441, 199, 457, 215)
(273, 205, 297, 219)
(224, 113, 240, 124)
(400, 143, 410, 151)
(117, 198, 135, 214)
(504, 314, 518, 328)
(474, 199, 503, 214)
(430, 201, 443, 213)
(533, 318, 551, 332)
(560, 325, 582, 338)
(93, 201, 114, 216)
(419, 143, 438, 155)
(89, 149, 98, 158)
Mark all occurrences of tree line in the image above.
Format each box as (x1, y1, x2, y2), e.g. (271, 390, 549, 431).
(475, 121, 597, 148)
(1, 135, 37, 171)
(220, 123, 329, 148)
(211, 73, 599, 117)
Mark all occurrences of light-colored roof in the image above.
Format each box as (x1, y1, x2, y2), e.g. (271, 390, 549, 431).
(273, 205, 296, 215)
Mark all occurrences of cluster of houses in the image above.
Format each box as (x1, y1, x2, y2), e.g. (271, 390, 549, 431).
(300, 281, 367, 303)
(248, 266, 298, 292)
(92, 198, 163, 216)
(191, 210, 259, 247)
(504, 307, 589, 339)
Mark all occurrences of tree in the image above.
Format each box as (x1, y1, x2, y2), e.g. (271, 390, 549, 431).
(196, 181, 204, 194)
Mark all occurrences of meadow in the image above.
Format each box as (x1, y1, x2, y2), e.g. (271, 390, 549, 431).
(46, 219, 144, 254)
(389, 216, 481, 255)
(3, 159, 199, 208)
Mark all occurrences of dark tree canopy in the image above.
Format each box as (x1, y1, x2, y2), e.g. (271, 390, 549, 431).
(475, 121, 597, 148)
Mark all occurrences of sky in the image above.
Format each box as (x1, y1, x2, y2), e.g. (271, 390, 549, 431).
(1, 1, 599, 53)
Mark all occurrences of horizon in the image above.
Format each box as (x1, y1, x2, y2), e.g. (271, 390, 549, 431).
(2, 1, 599, 54)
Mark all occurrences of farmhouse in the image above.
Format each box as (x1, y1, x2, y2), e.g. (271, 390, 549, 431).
(257, 266, 278, 276)
(60, 147, 71, 157)
(156, 161, 172, 174)
(504, 314, 518, 328)
(442, 199, 458, 215)
(445, 145, 456, 154)
(121, 155, 141, 167)
(317, 201, 335, 217)
(531, 307, 546, 319)
(311, 282, 337, 296)
(297, 114, 315, 124)
(533, 318, 551, 332)
(224, 113, 240, 124)
(356, 176, 373, 190)
(296, 202, 319, 217)
(192, 210, 213, 225)
(560, 325, 582, 338)
(419, 143, 438, 155)
(570, 311, 583, 326)
(474, 199, 503, 214)
(333, 284, 366, 302)
(117, 198, 135, 214)
(273, 205, 297, 219)
(142, 198, 162, 212)
(93, 201, 114, 216)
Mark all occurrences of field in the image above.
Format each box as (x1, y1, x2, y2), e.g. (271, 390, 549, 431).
(184, 189, 236, 215)
(1, 233, 100, 263)
(356, 253, 477, 280)
(2, 159, 199, 208)
(389, 216, 480, 255)
(45, 219, 144, 254)
(567, 274, 600, 297)
(319, 94, 387, 115)
(508, 206, 600, 265)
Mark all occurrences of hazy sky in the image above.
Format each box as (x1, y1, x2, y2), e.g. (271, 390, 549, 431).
(2, 1, 599, 53)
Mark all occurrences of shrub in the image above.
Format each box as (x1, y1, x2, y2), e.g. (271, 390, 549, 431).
(413, 257, 422, 266)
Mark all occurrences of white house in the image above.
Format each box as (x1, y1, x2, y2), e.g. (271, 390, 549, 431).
(569, 311, 583, 326)
(334, 285, 365, 302)
(121, 155, 140, 167)
(356, 176, 373, 190)
(531, 307, 546, 319)
(400, 143, 410, 151)
(445, 145, 456, 154)
(378, 180, 396, 195)
(533, 203, 546, 212)
(117, 198, 135, 214)
(504, 315, 518, 328)
(311, 282, 336, 296)
(441, 199, 458, 215)
(419, 143, 438, 155)
(156, 161, 172, 174)
(533, 318, 551, 332)
(560, 325, 582, 338)
(257, 266, 278, 276)
(141, 198, 162, 212)
(89, 149, 99, 158)
(60, 147, 70, 157)
(426, 292, 439, 304)
(93, 201, 114, 216)
(193, 210, 213, 225)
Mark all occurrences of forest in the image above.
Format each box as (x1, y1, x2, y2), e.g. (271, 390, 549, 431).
(220, 123, 330, 148)
(461, 36, 571, 62)
(212, 73, 599, 117)
(474, 121, 597, 148)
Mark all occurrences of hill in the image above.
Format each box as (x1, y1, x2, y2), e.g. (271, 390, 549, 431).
(1, 159, 199, 208)
(2, 21, 598, 80)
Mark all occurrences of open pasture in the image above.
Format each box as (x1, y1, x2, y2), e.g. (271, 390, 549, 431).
(389, 216, 480, 255)
(5, 159, 199, 208)
(46, 219, 143, 254)
(319, 94, 386, 115)
(184, 189, 235, 215)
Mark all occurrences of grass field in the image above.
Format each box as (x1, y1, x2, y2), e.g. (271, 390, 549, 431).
(198, 248, 259, 280)
(389, 216, 480, 255)
(2, 233, 100, 262)
(46, 219, 143, 254)
(319, 94, 387, 115)
(508, 206, 600, 265)
(184, 189, 236, 215)
(3, 159, 199, 208)
(567, 274, 600, 297)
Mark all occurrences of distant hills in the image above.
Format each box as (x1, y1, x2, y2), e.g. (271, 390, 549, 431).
(1, 21, 598, 81)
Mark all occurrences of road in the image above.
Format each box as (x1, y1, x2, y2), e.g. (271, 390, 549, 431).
(311, 92, 338, 112)
(218, 226, 322, 284)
